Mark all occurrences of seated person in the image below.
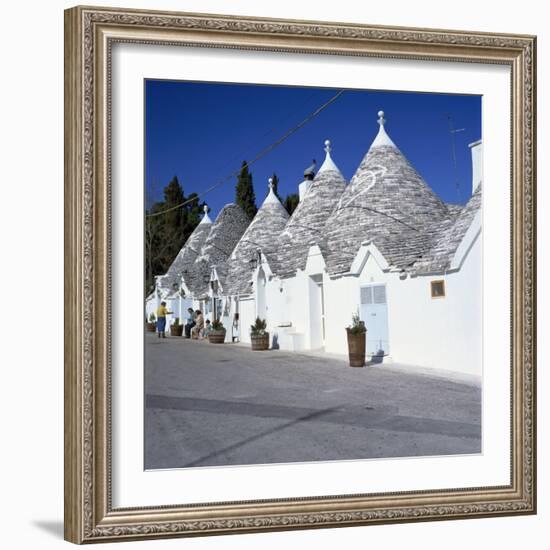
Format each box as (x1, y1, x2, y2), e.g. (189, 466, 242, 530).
(190, 310, 204, 339)
(184, 307, 196, 338)
(202, 319, 212, 339)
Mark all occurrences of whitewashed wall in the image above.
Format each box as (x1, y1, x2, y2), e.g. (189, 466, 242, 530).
(387, 236, 481, 375)
(324, 271, 364, 355)
(272, 231, 482, 377)
(145, 294, 158, 322)
(323, 235, 482, 375)
(266, 273, 309, 351)
(238, 296, 256, 344)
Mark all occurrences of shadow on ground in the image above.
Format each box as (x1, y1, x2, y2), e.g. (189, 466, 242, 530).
(32, 520, 64, 539)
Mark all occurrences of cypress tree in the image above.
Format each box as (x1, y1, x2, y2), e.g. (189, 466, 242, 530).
(163, 176, 185, 233)
(283, 193, 299, 216)
(235, 161, 257, 219)
(270, 172, 282, 201)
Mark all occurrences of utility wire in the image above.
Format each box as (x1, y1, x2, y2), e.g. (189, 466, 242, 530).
(215, 90, 320, 177)
(146, 89, 345, 218)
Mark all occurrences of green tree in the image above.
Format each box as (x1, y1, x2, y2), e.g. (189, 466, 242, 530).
(270, 172, 282, 201)
(145, 177, 205, 294)
(184, 192, 203, 233)
(235, 161, 257, 219)
(161, 176, 187, 265)
(283, 193, 299, 216)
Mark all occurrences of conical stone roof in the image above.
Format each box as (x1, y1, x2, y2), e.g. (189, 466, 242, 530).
(184, 203, 250, 298)
(412, 184, 482, 274)
(158, 206, 212, 296)
(224, 179, 290, 295)
(276, 140, 347, 278)
(323, 111, 450, 276)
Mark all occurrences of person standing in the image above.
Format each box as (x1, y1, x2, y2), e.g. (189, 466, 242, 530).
(156, 301, 173, 338)
(231, 312, 240, 343)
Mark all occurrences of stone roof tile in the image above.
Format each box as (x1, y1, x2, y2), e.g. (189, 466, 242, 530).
(276, 142, 347, 278)
(184, 203, 250, 298)
(224, 182, 289, 295)
(157, 212, 212, 296)
(323, 113, 450, 276)
(412, 185, 482, 274)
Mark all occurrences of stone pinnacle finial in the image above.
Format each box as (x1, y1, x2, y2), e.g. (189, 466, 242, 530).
(324, 139, 332, 153)
(263, 176, 281, 205)
(199, 203, 212, 224)
(370, 110, 397, 149)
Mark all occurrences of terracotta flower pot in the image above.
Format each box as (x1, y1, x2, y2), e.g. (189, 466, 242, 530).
(146, 322, 156, 333)
(346, 329, 366, 367)
(170, 324, 183, 337)
(208, 329, 226, 344)
(251, 333, 269, 351)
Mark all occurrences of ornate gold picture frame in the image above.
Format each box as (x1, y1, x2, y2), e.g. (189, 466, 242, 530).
(64, 5, 536, 544)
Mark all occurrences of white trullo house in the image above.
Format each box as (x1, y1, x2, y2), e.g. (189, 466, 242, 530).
(146, 205, 213, 322)
(147, 111, 482, 376)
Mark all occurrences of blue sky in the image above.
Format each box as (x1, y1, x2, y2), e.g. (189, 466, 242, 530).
(145, 80, 481, 214)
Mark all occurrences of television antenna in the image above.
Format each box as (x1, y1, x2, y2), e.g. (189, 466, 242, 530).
(446, 114, 465, 202)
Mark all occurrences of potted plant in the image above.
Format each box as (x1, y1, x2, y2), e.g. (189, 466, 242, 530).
(146, 313, 156, 332)
(208, 319, 226, 344)
(346, 312, 367, 367)
(170, 317, 183, 337)
(250, 317, 269, 351)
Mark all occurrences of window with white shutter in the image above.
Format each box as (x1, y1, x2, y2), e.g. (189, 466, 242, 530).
(373, 285, 387, 304)
(360, 286, 373, 305)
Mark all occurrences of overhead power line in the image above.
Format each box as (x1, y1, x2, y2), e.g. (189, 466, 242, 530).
(146, 89, 346, 218)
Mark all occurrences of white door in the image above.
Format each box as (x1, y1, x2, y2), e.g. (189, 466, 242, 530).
(239, 297, 255, 344)
(360, 284, 390, 356)
(256, 268, 267, 321)
(309, 274, 325, 348)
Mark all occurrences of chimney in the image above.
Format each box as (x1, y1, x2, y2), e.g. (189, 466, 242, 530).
(299, 159, 316, 201)
(468, 140, 482, 194)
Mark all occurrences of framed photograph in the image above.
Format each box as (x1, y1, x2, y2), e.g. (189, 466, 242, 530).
(64, 5, 537, 544)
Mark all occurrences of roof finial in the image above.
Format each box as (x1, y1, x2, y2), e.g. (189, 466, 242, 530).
(317, 138, 341, 174)
(263, 175, 282, 205)
(370, 110, 396, 149)
(199, 203, 212, 225)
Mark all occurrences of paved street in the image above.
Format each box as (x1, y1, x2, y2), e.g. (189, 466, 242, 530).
(145, 334, 481, 469)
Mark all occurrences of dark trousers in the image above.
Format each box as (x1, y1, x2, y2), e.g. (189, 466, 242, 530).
(185, 321, 195, 338)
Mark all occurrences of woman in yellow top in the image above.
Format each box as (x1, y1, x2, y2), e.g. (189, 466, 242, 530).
(156, 301, 173, 338)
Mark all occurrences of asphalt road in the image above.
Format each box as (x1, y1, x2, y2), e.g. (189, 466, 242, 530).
(145, 334, 481, 469)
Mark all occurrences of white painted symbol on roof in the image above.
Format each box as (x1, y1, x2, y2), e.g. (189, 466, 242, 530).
(337, 164, 387, 211)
